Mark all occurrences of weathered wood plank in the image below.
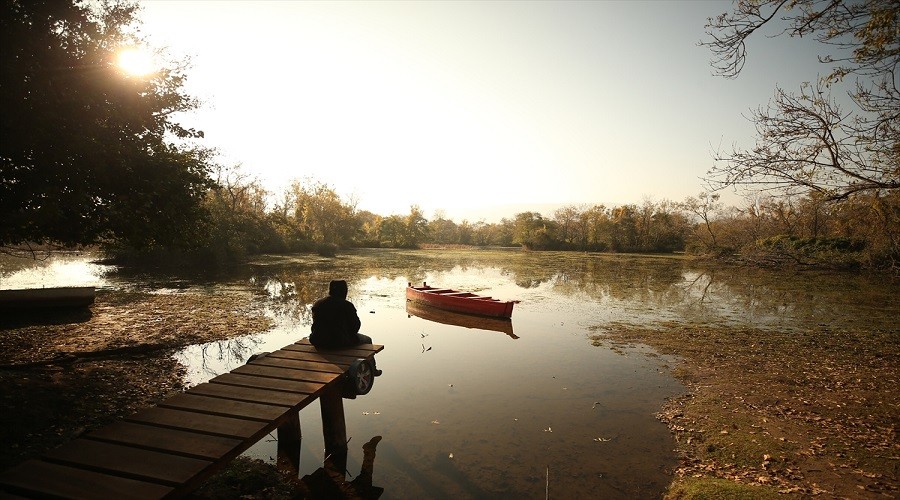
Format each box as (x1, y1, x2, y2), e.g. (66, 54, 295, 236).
(232, 364, 340, 384)
(86, 421, 243, 460)
(250, 355, 346, 374)
(283, 343, 383, 359)
(126, 407, 268, 439)
(209, 372, 325, 395)
(158, 393, 289, 421)
(187, 382, 316, 407)
(43, 439, 211, 486)
(0, 460, 173, 499)
(265, 349, 354, 367)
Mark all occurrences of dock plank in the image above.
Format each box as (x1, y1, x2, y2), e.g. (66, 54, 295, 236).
(158, 393, 290, 421)
(250, 355, 346, 374)
(232, 364, 340, 384)
(87, 421, 243, 460)
(126, 407, 269, 439)
(44, 439, 211, 486)
(0, 460, 173, 499)
(265, 349, 354, 367)
(283, 343, 381, 359)
(188, 382, 318, 407)
(209, 373, 326, 395)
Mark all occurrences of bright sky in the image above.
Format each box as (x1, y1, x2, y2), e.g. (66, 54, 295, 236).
(136, 0, 826, 222)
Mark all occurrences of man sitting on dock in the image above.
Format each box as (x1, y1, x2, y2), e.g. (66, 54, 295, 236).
(311, 280, 382, 375)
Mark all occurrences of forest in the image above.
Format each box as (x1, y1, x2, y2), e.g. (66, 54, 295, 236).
(167, 170, 898, 271)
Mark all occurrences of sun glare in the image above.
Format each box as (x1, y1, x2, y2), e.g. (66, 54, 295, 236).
(117, 47, 156, 77)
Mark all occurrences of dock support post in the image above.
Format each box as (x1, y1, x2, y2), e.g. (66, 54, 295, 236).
(277, 410, 302, 475)
(320, 386, 348, 479)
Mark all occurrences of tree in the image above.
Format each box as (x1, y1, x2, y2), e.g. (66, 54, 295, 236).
(553, 206, 581, 249)
(200, 165, 280, 260)
(1, 0, 213, 249)
(353, 210, 381, 247)
(639, 199, 688, 252)
(286, 178, 356, 246)
(609, 205, 639, 252)
(427, 211, 460, 244)
(703, 0, 898, 201)
(404, 205, 429, 248)
(377, 215, 406, 248)
(582, 204, 612, 252)
(680, 193, 725, 252)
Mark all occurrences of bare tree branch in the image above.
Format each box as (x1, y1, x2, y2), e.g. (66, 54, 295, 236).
(702, 0, 899, 200)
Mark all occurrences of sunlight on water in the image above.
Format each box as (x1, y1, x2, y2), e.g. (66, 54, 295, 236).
(0, 252, 112, 289)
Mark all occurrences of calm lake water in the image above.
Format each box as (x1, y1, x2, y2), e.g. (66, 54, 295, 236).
(2, 249, 897, 498)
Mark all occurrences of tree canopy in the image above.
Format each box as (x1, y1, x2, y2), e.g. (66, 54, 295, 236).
(703, 0, 898, 201)
(0, 0, 213, 249)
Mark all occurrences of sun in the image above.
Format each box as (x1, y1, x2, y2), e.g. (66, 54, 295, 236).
(116, 47, 157, 77)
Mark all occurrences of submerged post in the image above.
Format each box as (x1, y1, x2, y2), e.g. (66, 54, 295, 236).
(277, 410, 302, 475)
(319, 386, 348, 479)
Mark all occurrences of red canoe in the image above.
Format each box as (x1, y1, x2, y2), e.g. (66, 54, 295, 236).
(406, 282, 515, 319)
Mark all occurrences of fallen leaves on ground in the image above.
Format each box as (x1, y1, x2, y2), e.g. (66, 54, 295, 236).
(594, 322, 899, 499)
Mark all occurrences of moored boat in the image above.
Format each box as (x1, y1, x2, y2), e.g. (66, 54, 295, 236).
(406, 282, 515, 318)
(0, 286, 96, 309)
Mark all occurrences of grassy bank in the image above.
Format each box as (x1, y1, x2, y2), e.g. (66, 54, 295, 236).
(593, 323, 898, 498)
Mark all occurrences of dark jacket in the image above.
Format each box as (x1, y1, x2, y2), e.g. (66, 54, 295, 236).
(310, 295, 361, 348)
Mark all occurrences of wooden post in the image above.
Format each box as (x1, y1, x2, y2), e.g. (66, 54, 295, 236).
(320, 385, 348, 480)
(277, 410, 302, 476)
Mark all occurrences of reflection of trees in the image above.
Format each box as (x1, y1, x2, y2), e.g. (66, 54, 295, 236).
(670, 268, 819, 325)
(124, 248, 889, 335)
(490, 252, 687, 302)
(179, 335, 265, 383)
(258, 272, 320, 325)
(658, 264, 897, 330)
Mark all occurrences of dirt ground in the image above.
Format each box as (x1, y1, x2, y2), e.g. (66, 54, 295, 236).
(0, 290, 273, 472)
(593, 322, 899, 499)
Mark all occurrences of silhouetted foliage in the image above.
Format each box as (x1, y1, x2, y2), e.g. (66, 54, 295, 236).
(1, 0, 213, 249)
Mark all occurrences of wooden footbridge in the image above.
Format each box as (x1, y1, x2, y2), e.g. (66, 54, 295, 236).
(0, 339, 383, 499)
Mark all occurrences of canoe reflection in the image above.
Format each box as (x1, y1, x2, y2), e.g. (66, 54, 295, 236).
(406, 301, 518, 339)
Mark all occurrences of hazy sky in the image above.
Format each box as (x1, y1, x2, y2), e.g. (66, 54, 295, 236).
(136, 0, 826, 221)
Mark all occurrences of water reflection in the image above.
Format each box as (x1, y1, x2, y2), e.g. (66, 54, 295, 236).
(0, 252, 111, 289)
(174, 335, 267, 385)
(8, 248, 898, 498)
(300, 435, 384, 499)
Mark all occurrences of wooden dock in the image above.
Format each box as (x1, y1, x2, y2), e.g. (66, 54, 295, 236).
(0, 339, 383, 499)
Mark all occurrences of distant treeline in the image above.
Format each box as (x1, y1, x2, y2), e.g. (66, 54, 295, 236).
(108, 171, 897, 272)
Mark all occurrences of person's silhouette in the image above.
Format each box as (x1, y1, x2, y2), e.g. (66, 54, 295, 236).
(310, 280, 381, 375)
